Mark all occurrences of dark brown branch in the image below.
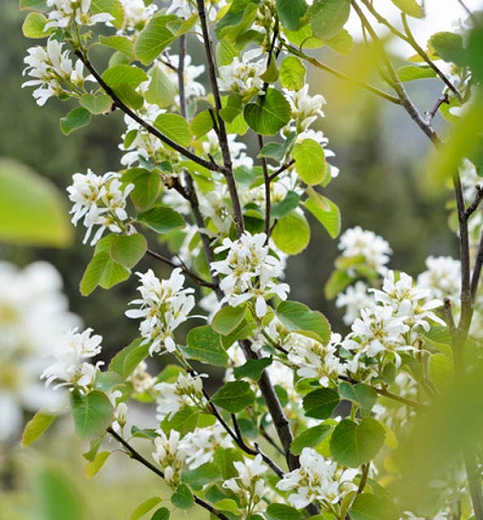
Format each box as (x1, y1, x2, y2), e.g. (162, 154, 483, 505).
(74, 50, 225, 174)
(426, 93, 450, 123)
(258, 135, 272, 243)
(107, 427, 230, 520)
(465, 184, 483, 218)
(196, 0, 245, 237)
(268, 159, 295, 182)
(146, 249, 215, 289)
(259, 422, 285, 456)
(470, 228, 483, 301)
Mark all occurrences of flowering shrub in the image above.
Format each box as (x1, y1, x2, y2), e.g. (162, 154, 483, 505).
(17, 0, 483, 519)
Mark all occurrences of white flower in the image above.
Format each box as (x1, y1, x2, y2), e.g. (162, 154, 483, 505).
(155, 372, 207, 420)
(126, 268, 195, 355)
(287, 333, 345, 387)
(45, 0, 113, 30)
(152, 429, 187, 487)
(67, 169, 134, 245)
(22, 39, 93, 106)
(338, 226, 392, 275)
(210, 232, 289, 317)
(417, 256, 461, 301)
(222, 454, 268, 515)
(118, 0, 157, 32)
(41, 327, 104, 392)
(182, 423, 234, 470)
(336, 281, 374, 326)
(276, 448, 357, 509)
(284, 84, 325, 133)
(218, 48, 266, 99)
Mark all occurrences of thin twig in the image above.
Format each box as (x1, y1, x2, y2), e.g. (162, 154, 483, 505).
(470, 228, 483, 301)
(268, 159, 295, 182)
(282, 42, 401, 105)
(146, 249, 215, 289)
(425, 93, 450, 123)
(259, 422, 285, 455)
(356, 464, 370, 495)
(107, 428, 230, 520)
(465, 184, 483, 218)
(351, 0, 441, 146)
(74, 50, 225, 174)
(456, 0, 476, 21)
(258, 135, 272, 243)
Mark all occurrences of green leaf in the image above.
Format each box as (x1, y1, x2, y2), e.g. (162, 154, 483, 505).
(220, 94, 244, 123)
(101, 64, 148, 88)
(20, 0, 47, 10)
(324, 28, 354, 55)
(135, 15, 178, 65)
(304, 190, 341, 238)
(260, 55, 279, 83)
(182, 463, 222, 491)
(390, 0, 424, 18)
(80, 251, 131, 296)
(111, 83, 144, 109)
(109, 338, 150, 378)
(215, 0, 259, 38)
(184, 326, 228, 366)
(266, 503, 305, 520)
(71, 390, 114, 440)
(276, 0, 308, 31)
(349, 493, 399, 520)
(292, 139, 326, 185)
(330, 418, 385, 467)
(137, 205, 185, 233)
(275, 300, 331, 344)
(324, 269, 352, 299)
(279, 56, 306, 91)
(99, 35, 136, 59)
(214, 448, 245, 480)
(130, 497, 162, 520)
(396, 65, 437, 82)
(271, 191, 300, 219)
(123, 168, 160, 209)
(212, 305, 247, 335)
(154, 113, 191, 147)
(429, 32, 466, 66)
(211, 381, 256, 413)
(110, 233, 147, 268)
(91, 0, 124, 29)
(310, 0, 351, 40)
(468, 24, 483, 82)
(171, 483, 194, 509)
(303, 388, 340, 419)
(284, 23, 325, 49)
(84, 451, 111, 479)
(60, 107, 91, 135)
(80, 94, 113, 114)
(244, 88, 291, 135)
(339, 382, 377, 418)
(150, 508, 170, 520)
(21, 411, 57, 447)
(161, 408, 199, 435)
(212, 499, 239, 513)
(0, 159, 72, 247)
(190, 110, 214, 138)
(290, 423, 332, 456)
(272, 211, 310, 255)
(22, 12, 53, 38)
(34, 466, 84, 520)
(428, 353, 453, 392)
(233, 357, 273, 381)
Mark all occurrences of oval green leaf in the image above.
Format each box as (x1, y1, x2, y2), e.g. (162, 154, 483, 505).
(310, 0, 351, 40)
(110, 233, 147, 268)
(211, 381, 256, 413)
(137, 205, 185, 233)
(349, 493, 399, 520)
(279, 56, 306, 91)
(184, 325, 228, 366)
(293, 138, 326, 185)
(60, 107, 91, 135)
(70, 389, 114, 440)
(21, 411, 57, 447)
(276, 300, 331, 344)
(154, 113, 191, 147)
(244, 88, 291, 135)
(302, 388, 340, 419)
(272, 211, 310, 255)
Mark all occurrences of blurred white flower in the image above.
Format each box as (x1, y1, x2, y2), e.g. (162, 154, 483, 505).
(338, 226, 392, 275)
(67, 169, 134, 245)
(0, 262, 79, 442)
(45, 0, 113, 30)
(336, 281, 374, 326)
(126, 268, 195, 354)
(41, 327, 104, 392)
(417, 256, 461, 301)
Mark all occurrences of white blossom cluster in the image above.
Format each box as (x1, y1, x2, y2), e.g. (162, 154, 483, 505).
(218, 48, 266, 99)
(341, 270, 444, 373)
(276, 448, 358, 509)
(210, 232, 290, 317)
(155, 372, 207, 420)
(118, 0, 158, 33)
(41, 327, 104, 392)
(338, 226, 393, 276)
(417, 256, 461, 301)
(0, 262, 79, 441)
(22, 38, 94, 106)
(45, 0, 113, 30)
(222, 454, 269, 516)
(126, 268, 195, 354)
(182, 423, 234, 470)
(152, 429, 187, 488)
(67, 169, 134, 245)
